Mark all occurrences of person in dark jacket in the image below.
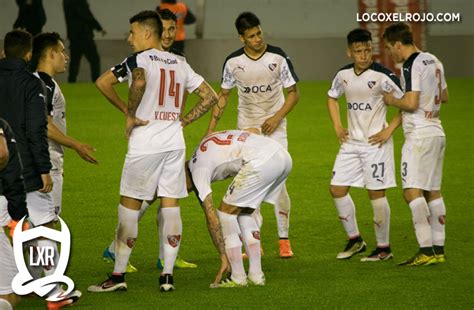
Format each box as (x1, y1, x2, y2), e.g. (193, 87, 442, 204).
(13, 0, 47, 36)
(63, 0, 106, 83)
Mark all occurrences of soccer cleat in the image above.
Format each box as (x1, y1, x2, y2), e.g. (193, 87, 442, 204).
(102, 248, 137, 273)
(360, 247, 393, 262)
(279, 239, 293, 258)
(336, 239, 367, 259)
(398, 252, 438, 266)
(159, 274, 175, 292)
(435, 254, 446, 263)
(47, 289, 82, 309)
(156, 256, 197, 269)
(213, 274, 248, 288)
(248, 274, 265, 286)
(87, 275, 127, 293)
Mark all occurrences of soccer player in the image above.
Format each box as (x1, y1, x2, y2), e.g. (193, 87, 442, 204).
(188, 129, 292, 286)
(88, 10, 218, 293)
(207, 11, 299, 258)
(0, 118, 27, 310)
(383, 23, 448, 266)
(32, 32, 98, 217)
(327, 28, 403, 261)
(101, 8, 196, 272)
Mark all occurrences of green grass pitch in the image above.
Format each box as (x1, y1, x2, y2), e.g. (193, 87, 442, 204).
(17, 79, 473, 309)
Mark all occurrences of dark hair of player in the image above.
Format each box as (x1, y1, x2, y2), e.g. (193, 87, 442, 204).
(382, 22, 414, 45)
(347, 28, 372, 46)
(158, 8, 177, 22)
(130, 10, 163, 39)
(235, 12, 260, 35)
(3, 30, 32, 59)
(31, 32, 63, 71)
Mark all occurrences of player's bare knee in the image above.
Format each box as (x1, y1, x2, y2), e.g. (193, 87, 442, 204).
(424, 190, 442, 203)
(403, 188, 423, 203)
(219, 202, 240, 215)
(368, 189, 385, 200)
(330, 185, 348, 198)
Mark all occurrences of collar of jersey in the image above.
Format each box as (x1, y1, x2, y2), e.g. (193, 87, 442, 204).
(243, 45, 268, 61)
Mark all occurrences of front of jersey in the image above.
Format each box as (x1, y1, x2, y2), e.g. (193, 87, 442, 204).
(34, 72, 66, 172)
(328, 62, 403, 144)
(221, 45, 299, 130)
(400, 52, 446, 139)
(189, 130, 283, 202)
(112, 48, 204, 154)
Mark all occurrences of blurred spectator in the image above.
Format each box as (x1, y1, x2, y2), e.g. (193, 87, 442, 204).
(63, 0, 106, 83)
(13, 0, 46, 36)
(158, 0, 196, 54)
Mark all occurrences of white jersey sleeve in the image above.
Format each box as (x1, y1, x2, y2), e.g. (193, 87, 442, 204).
(183, 61, 204, 93)
(381, 73, 404, 99)
(328, 71, 344, 99)
(279, 54, 298, 88)
(221, 60, 236, 90)
(190, 166, 213, 202)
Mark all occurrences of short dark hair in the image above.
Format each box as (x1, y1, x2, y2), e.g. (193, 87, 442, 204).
(235, 12, 260, 35)
(383, 22, 413, 45)
(158, 8, 177, 22)
(3, 30, 32, 59)
(130, 10, 163, 38)
(347, 28, 372, 46)
(31, 32, 63, 70)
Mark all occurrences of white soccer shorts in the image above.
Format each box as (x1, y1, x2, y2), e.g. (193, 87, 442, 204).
(0, 228, 17, 295)
(401, 136, 445, 191)
(120, 149, 188, 200)
(26, 191, 56, 226)
(223, 149, 292, 209)
(51, 171, 63, 216)
(331, 139, 396, 190)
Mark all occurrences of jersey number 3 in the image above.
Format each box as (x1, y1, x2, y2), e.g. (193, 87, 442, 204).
(158, 69, 181, 108)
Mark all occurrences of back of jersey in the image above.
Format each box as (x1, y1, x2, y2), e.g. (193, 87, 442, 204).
(124, 49, 204, 154)
(401, 52, 446, 139)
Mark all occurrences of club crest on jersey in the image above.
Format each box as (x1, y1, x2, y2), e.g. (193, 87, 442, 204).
(368, 81, 376, 89)
(268, 63, 277, 71)
(167, 235, 181, 248)
(252, 231, 261, 240)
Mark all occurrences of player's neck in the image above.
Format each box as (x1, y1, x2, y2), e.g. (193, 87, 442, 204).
(36, 63, 55, 78)
(402, 45, 420, 62)
(244, 44, 267, 60)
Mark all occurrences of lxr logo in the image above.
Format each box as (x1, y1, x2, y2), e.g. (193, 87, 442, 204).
(11, 217, 75, 302)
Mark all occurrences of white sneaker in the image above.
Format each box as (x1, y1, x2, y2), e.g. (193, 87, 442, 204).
(248, 273, 265, 286)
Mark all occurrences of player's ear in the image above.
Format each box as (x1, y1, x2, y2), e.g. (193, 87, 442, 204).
(346, 47, 351, 59)
(239, 34, 245, 44)
(0, 49, 5, 58)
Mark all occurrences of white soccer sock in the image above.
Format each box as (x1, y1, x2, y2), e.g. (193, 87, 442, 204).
(0, 299, 13, 310)
(161, 207, 182, 275)
(274, 186, 291, 239)
(334, 194, 360, 238)
(114, 204, 139, 274)
(251, 207, 263, 230)
(238, 214, 263, 281)
(37, 239, 61, 298)
(409, 197, 432, 248)
(371, 197, 391, 247)
(428, 197, 446, 247)
(137, 200, 150, 221)
(217, 210, 246, 284)
(157, 207, 164, 260)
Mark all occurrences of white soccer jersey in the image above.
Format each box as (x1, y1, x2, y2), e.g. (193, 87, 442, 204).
(188, 130, 283, 202)
(328, 62, 404, 144)
(112, 49, 204, 154)
(221, 45, 299, 130)
(34, 72, 66, 172)
(400, 52, 447, 139)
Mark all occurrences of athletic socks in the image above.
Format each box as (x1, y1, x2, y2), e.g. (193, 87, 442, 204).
(157, 207, 164, 261)
(370, 197, 391, 248)
(409, 197, 432, 248)
(274, 186, 291, 239)
(114, 204, 139, 274)
(217, 210, 246, 284)
(428, 197, 446, 248)
(161, 207, 182, 275)
(334, 194, 360, 238)
(238, 214, 263, 280)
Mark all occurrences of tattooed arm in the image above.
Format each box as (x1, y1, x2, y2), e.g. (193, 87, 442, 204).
(200, 193, 230, 285)
(206, 88, 232, 136)
(125, 68, 149, 138)
(181, 81, 218, 128)
(261, 83, 299, 135)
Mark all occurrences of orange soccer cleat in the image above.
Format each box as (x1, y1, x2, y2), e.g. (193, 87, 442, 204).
(279, 239, 294, 258)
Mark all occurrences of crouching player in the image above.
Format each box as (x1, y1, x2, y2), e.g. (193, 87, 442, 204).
(187, 129, 292, 287)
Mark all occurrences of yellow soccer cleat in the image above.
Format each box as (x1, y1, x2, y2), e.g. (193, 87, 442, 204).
(398, 252, 438, 266)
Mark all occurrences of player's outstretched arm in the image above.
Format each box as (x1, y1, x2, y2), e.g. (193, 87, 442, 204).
(327, 96, 348, 144)
(261, 84, 299, 135)
(181, 81, 218, 127)
(125, 68, 149, 138)
(383, 91, 419, 112)
(200, 193, 230, 286)
(368, 111, 402, 147)
(47, 117, 98, 164)
(206, 88, 231, 136)
(95, 70, 128, 115)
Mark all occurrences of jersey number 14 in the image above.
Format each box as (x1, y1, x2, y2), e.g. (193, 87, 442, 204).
(158, 69, 181, 108)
